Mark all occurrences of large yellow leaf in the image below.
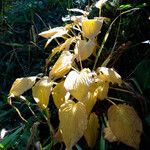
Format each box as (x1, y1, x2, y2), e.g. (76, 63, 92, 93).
(52, 81, 67, 108)
(51, 37, 76, 58)
(49, 51, 75, 78)
(74, 39, 97, 61)
(84, 113, 100, 148)
(96, 67, 122, 86)
(9, 76, 37, 97)
(32, 76, 53, 110)
(82, 19, 103, 39)
(59, 101, 88, 150)
(64, 69, 94, 101)
(108, 104, 143, 149)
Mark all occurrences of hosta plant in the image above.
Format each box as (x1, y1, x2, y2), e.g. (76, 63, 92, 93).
(8, 2, 143, 150)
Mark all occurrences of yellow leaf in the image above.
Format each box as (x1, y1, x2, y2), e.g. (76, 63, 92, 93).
(9, 76, 37, 97)
(108, 104, 143, 149)
(84, 113, 100, 148)
(51, 37, 76, 58)
(74, 39, 97, 61)
(95, 0, 108, 9)
(96, 67, 122, 85)
(39, 27, 67, 38)
(83, 90, 98, 116)
(64, 69, 94, 101)
(104, 126, 118, 142)
(52, 81, 67, 109)
(59, 101, 88, 150)
(32, 76, 53, 110)
(82, 19, 103, 39)
(49, 51, 75, 78)
(97, 82, 109, 100)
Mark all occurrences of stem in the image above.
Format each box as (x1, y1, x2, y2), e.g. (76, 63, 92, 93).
(93, 8, 139, 70)
(107, 96, 125, 102)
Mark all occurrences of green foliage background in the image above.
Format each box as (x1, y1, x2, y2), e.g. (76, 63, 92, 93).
(0, 0, 150, 150)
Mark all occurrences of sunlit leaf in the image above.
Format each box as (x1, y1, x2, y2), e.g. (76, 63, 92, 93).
(52, 81, 67, 108)
(82, 19, 103, 39)
(64, 69, 94, 101)
(74, 39, 97, 61)
(45, 29, 68, 48)
(108, 104, 143, 149)
(9, 76, 37, 97)
(97, 82, 109, 100)
(39, 27, 67, 38)
(71, 15, 87, 26)
(96, 67, 122, 85)
(95, 0, 108, 9)
(84, 113, 100, 148)
(32, 76, 53, 110)
(59, 101, 88, 150)
(50, 51, 75, 78)
(51, 37, 76, 58)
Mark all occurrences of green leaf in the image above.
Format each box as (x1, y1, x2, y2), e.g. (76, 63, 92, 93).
(133, 60, 150, 91)
(0, 126, 24, 149)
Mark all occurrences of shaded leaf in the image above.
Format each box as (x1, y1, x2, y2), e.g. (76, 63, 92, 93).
(84, 113, 100, 148)
(108, 104, 143, 149)
(50, 51, 75, 78)
(32, 76, 53, 110)
(97, 82, 109, 100)
(59, 101, 88, 150)
(52, 81, 67, 108)
(9, 76, 37, 97)
(104, 126, 117, 142)
(133, 60, 150, 91)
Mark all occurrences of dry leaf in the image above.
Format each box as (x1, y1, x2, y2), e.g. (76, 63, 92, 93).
(51, 37, 76, 58)
(108, 104, 143, 149)
(49, 51, 75, 78)
(52, 81, 67, 108)
(32, 76, 53, 110)
(64, 69, 94, 101)
(59, 101, 88, 150)
(82, 19, 103, 39)
(74, 39, 97, 61)
(96, 67, 122, 85)
(9, 76, 37, 97)
(104, 126, 117, 142)
(84, 113, 100, 148)
(39, 27, 68, 48)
